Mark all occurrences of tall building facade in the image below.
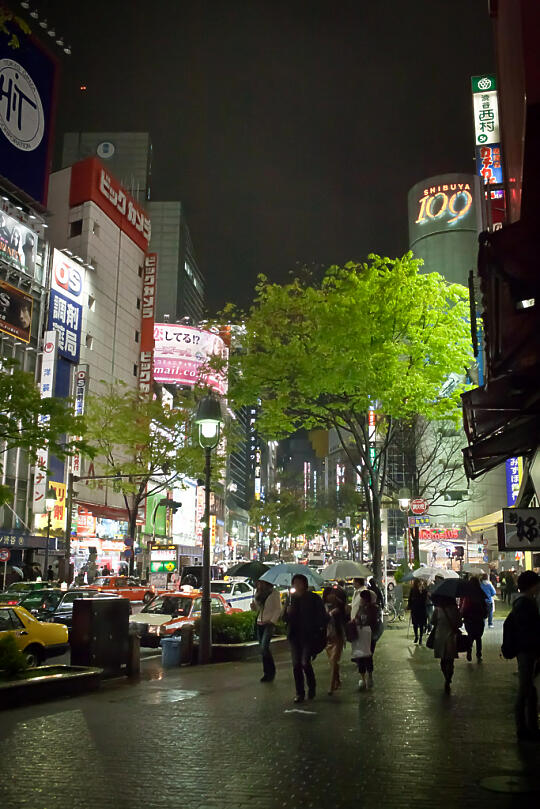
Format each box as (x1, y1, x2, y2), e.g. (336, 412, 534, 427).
(148, 201, 205, 323)
(62, 132, 152, 204)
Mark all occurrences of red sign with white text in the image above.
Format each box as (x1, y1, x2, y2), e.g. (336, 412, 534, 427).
(410, 498, 428, 515)
(139, 253, 157, 396)
(69, 157, 151, 251)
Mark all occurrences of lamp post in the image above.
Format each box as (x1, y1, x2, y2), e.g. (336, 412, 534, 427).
(44, 485, 56, 580)
(194, 395, 223, 665)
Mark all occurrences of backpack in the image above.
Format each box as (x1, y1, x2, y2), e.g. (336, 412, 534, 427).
(501, 610, 519, 660)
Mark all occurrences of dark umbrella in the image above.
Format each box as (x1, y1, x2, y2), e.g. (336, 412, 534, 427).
(431, 578, 469, 601)
(225, 561, 270, 580)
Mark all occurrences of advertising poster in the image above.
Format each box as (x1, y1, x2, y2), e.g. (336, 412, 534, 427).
(0, 277, 33, 342)
(47, 250, 85, 363)
(0, 209, 37, 276)
(153, 323, 228, 394)
(32, 330, 57, 514)
(0, 21, 58, 204)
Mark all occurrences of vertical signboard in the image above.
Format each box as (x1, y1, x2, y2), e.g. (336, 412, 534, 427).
(32, 330, 57, 514)
(139, 253, 157, 395)
(471, 75, 504, 200)
(71, 364, 88, 476)
(48, 250, 85, 363)
(505, 457, 523, 506)
(0, 22, 58, 205)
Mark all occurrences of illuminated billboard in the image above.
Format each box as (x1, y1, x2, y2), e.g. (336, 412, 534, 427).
(0, 209, 38, 276)
(0, 277, 33, 342)
(47, 250, 85, 363)
(0, 23, 58, 205)
(153, 323, 228, 394)
(408, 174, 483, 286)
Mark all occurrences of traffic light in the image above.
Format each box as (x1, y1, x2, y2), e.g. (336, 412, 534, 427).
(159, 498, 182, 513)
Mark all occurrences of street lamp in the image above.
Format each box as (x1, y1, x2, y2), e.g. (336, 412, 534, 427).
(398, 488, 411, 512)
(44, 485, 56, 580)
(194, 395, 223, 665)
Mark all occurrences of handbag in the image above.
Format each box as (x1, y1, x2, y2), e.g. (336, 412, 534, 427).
(456, 629, 469, 654)
(345, 620, 358, 642)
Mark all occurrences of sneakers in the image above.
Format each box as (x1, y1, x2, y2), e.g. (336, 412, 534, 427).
(358, 678, 365, 690)
(293, 694, 305, 703)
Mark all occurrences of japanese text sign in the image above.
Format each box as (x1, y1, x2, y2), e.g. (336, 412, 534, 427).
(502, 508, 540, 551)
(32, 330, 56, 513)
(471, 75, 500, 146)
(48, 250, 85, 363)
(69, 157, 151, 251)
(153, 323, 228, 395)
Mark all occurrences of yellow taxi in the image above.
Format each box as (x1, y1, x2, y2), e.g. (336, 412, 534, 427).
(0, 605, 69, 667)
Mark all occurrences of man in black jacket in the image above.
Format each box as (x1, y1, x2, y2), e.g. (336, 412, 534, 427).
(513, 571, 540, 741)
(286, 574, 327, 703)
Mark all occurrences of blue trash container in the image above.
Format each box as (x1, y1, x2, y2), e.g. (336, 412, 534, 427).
(161, 636, 181, 667)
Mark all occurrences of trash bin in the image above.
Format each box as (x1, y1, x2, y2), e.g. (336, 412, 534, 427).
(161, 636, 182, 668)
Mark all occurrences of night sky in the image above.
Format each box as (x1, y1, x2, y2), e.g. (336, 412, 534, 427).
(50, 0, 494, 313)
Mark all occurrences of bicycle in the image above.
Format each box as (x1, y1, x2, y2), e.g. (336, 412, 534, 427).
(384, 595, 405, 623)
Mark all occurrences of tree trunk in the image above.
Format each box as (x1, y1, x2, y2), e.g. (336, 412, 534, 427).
(128, 508, 138, 576)
(370, 492, 382, 582)
(412, 526, 420, 567)
(345, 528, 355, 560)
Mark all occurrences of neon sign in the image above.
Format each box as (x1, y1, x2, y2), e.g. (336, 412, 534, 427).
(415, 183, 473, 226)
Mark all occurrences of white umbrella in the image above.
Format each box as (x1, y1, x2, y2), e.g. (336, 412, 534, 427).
(259, 563, 324, 588)
(322, 560, 371, 580)
(413, 566, 459, 580)
(462, 563, 488, 575)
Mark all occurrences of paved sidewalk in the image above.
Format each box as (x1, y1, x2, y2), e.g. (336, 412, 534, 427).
(1, 618, 539, 809)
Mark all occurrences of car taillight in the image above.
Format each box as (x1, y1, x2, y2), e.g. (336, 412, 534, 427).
(7, 600, 17, 605)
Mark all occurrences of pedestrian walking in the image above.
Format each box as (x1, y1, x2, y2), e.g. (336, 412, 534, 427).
(503, 571, 540, 742)
(408, 579, 428, 644)
(351, 578, 376, 620)
(431, 595, 461, 693)
(46, 565, 54, 583)
(505, 570, 517, 604)
(322, 586, 346, 695)
(350, 589, 378, 689)
(480, 573, 497, 627)
(285, 574, 328, 703)
(460, 577, 488, 662)
(252, 579, 282, 683)
(368, 577, 384, 608)
(489, 568, 498, 589)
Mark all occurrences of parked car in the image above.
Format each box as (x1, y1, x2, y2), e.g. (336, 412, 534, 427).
(0, 605, 69, 667)
(83, 576, 156, 603)
(0, 581, 54, 605)
(210, 579, 254, 611)
(129, 591, 239, 648)
(37, 589, 129, 636)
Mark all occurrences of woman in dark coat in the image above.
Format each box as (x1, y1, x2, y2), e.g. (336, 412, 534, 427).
(460, 576, 488, 662)
(408, 579, 428, 644)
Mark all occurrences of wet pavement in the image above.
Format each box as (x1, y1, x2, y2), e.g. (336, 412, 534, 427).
(1, 617, 539, 809)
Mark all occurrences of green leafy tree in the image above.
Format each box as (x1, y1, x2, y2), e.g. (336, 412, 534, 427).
(0, 359, 91, 505)
(84, 382, 209, 554)
(225, 253, 473, 580)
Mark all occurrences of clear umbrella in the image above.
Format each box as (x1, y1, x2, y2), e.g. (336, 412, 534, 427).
(413, 566, 459, 580)
(259, 563, 324, 588)
(322, 560, 371, 580)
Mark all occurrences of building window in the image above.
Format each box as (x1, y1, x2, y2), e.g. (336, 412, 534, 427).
(136, 297, 141, 310)
(138, 265, 143, 278)
(85, 335, 94, 350)
(135, 330, 140, 343)
(88, 295, 95, 311)
(69, 220, 83, 238)
(133, 363, 138, 376)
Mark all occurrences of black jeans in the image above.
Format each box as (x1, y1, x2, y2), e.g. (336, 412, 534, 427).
(464, 618, 484, 658)
(256, 623, 275, 679)
(516, 653, 539, 734)
(289, 638, 316, 697)
(440, 658, 454, 684)
(412, 619, 425, 643)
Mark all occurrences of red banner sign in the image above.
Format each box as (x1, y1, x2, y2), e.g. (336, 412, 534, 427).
(69, 157, 151, 251)
(139, 253, 157, 396)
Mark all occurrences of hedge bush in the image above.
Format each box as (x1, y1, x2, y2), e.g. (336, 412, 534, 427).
(0, 634, 28, 678)
(193, 611, 287, 644)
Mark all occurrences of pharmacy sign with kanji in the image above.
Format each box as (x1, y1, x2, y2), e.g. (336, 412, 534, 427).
(47, 250, 85, 363)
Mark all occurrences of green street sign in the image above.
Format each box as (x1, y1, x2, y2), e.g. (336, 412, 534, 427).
(471, 74, 496, 94)
(150, 560, 177, 573)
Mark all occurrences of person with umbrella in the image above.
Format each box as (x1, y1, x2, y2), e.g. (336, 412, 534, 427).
(460, 577, 488, 662)
(408, 579, 428, 645)
(252, 579, 283, 683)
(430, 579, 464, 693)
(285, 573, 328, 702)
